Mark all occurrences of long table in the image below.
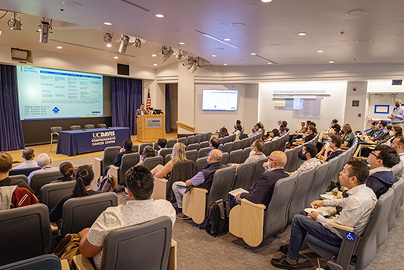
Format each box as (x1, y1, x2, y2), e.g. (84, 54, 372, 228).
(56, 127, 131, 156)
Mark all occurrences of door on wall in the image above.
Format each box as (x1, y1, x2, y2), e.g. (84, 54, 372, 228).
(166, 83, 178, 134)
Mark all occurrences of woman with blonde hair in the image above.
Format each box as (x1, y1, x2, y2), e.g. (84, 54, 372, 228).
(151, 142, 187, 178)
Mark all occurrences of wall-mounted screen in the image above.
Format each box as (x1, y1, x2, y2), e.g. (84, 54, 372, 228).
(17, 65, 103, 120)
(202, 89, 238, 111)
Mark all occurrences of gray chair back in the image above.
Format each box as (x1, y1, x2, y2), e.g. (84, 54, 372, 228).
(100, 216, 172, 270)
(206, 166, 236, 212)
(288, 168, 316, 223)
(143, 156, 164, 170)
(264, 175, 297, 239)
(249, 157, 268, 188)
(394, 177, 404, 220)
(185, 150, 198, 162)
(62, 193, 118, 237)
(178, 137, 187, 145)
(201, 133, 207, 142)
(50, 126, 62, 134)
(218, 137, 225, 145)
(40, 180, 76, 210)
(232, 140, 242, 151)
(159, 148, 173, 159)
(84, 124, 95, 129)
(102, 146, 121, 175)
(321, 156, 340, 193)
(333, 154, 347, 182)
(221, 152, 229, 165)
(139, 143, 153, 155)
(131, 145, 139, 153)
(166, 139, 177, 148)
(29, 170, 62, 196)
(386, 179, 404, 232)
(186, 135, 196, 145)
(118, 153, 141, 185)
(196, 157, 209, 172)
(70, 125, 81, 130)
(9, 167, 40, 177)
(0, 254, 62, 270)
(194, 134, 203, 144)
(153, 142, 159, 150)
(167, 160, 197, 201)
(98, 124, 107, 128)
(284, 149, 294, 172)
(229, 149, 243, 164)
(232, 162, 255, 190)
(241, 138, 250, 149)
(206, 132, 212, 141)
(218, 144, 224, 152)
(223, 142, 233, 153)
(290, 145, 304, 172)
(200, 141, 209, 148)
(187, 143, 199, 151)
(241, 147, 251, 163)
(9, 174, 29, 184)
(164, 154, 172, 165)
(263, 141, 273, 156)
(0, 204, 51, 266)
(305, 162, 329, 206)
(198, 147, 210, 158)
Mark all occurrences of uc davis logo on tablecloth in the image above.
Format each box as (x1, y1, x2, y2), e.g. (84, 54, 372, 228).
(91, 131, 116, 146)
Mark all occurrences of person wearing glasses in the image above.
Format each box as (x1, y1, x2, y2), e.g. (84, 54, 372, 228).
(366, 145, 400, 198)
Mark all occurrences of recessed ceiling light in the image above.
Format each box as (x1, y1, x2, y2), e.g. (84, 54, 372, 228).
(104, 22, 112, 26)
(62, 1, 82, 7)
(268, 62, 272, 64)
(152, 54, 156, 57)
(251, 52, 256, 55)
(155, 14, 164, 18)
(231, 23, 246, 28)
(106, 44, 112, 47)
(298, 32, 307, 36)
(178, 42, 185, 45)
(114, 56, 118, 59)
(57, 46, 63, 49)
(153, 64, 157, 66)
(317, 50, 324, 53)
(355, 39, 371, 43)
(261, 0, 272, 2)
(224, 38, 231, 41)
(224, 63, 228, 65)
(346, 9, 367, 17)
(270, 44, 280, 47)
(329, 60, 335, 64)
(212, 55, 216, 57)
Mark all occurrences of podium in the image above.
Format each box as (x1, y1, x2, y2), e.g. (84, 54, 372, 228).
(137, 114, 165, 142)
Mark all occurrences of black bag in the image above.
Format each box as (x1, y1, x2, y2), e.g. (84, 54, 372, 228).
(205, 199, 230, 237)
(98, 175, 114, 192)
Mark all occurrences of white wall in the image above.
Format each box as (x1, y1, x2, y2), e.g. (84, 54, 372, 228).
(243, 84, 259, 130)
(258, 81, 347, 132)
(194, 84, 246, 133)
(345, 82, 368, 131)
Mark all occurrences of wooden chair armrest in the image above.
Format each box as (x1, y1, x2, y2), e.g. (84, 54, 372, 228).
(107, 165, 119, 189)
(182, 187, 208, 224)
(329, 222, 354, 232)
(240, 198, 266, 210)
(152, 178, 168, 200)
(192, 187, 208, 194)
(169, 239, 177, 270)
(73, 254, 95, 270)
(60, 259, 70, 270)
(93, 158, 103, 182)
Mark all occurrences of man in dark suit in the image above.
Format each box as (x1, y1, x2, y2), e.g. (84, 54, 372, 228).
(136, 103, 148, 117)
(234, 151, 289, 207)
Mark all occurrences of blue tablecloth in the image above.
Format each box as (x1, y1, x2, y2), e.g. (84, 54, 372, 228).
(56, 127, 131, 156)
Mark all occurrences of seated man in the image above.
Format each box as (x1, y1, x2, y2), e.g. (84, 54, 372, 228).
(11, 147, 39, 170)
(209, 137, 220, 150)
(79, 166, 176, 269)
(172, 149, 226, 219)
(291, 144, 321, 176)
(248, 125, 260, 138)
(27, 153, 59, 184)
(372, 120, 388, 141)
(271, 160, 377, 270)
(391, 136, 404, 178)
(366, 121, 378, 137)
(112, 139, 134, 167)
(233, 151, 289, 207)
(366, 145, 399, 198)
(0, 152, 36, 195)
(244, 139, 265, 163)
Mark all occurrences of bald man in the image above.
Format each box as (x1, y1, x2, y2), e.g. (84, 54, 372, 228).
(388, 99, 404, 124)
(234, 151, 289, 207)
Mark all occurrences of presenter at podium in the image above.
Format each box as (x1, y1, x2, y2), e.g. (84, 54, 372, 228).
(136, 103, 148, 117)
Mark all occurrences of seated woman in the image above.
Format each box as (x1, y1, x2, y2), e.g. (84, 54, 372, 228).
(49, 165, 100, 222)
(265, 128, 280, 142)
(279, 125, 287, 136)
(51, 162, 75, 183)
(136, 146, 156, 167)
(318, 135, 343, 162)
(366, 121, 378, 137)
(219, 127, 229, 138)
(232, 121, 243, 138)
(151, 142, 186, 179)
(304, 125, 317, 142)
(341, 123, 354, 148)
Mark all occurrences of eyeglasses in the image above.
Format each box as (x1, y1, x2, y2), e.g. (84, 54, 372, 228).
(370, 152, 381, 159)
(268, 157, 275, 162)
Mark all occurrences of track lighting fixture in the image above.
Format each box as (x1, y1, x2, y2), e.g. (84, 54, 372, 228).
(39, 19, 52, 43)
(134, 38, 141, 48)
(161, 45, 174, 62)
(118, 35, 130, 53)
(104, 31, 114, 43)
(8, 12, 22, 30)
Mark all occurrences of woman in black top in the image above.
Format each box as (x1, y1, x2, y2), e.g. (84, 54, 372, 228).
(51, 162, 75, 183)
(304, 125, 317, 142)
(49, 165, 100, 222)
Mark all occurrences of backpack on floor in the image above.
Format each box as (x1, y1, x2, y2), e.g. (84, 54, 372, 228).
(98, 175, 114, 192)
(205, 199, 231, 237)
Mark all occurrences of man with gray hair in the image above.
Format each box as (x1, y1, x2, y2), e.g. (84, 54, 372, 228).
(11, 148, 39, 170)
(172, 149, 227, 219)
(27, 153, 59, 183)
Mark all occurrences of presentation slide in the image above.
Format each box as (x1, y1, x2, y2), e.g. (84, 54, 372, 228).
(202, 89, 238, 111)
(17, 66, 103, 120)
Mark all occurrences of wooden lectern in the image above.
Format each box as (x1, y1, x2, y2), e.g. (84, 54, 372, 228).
(137, 114, 165, 142)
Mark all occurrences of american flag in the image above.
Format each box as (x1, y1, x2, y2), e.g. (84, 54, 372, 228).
(146, 88, 151, 114)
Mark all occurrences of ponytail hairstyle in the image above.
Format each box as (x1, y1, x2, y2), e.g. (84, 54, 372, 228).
(72, 165, 94, 197)
(59, 162, 74, 177)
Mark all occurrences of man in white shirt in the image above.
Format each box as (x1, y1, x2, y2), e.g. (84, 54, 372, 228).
(271, 160, 377, 270)
(79, 166, 176, 269)
(391, 136, 404, 178)
(291, 144, 321, 176)
(11, 148, 39, 170)
(27, 153, 59, 184)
